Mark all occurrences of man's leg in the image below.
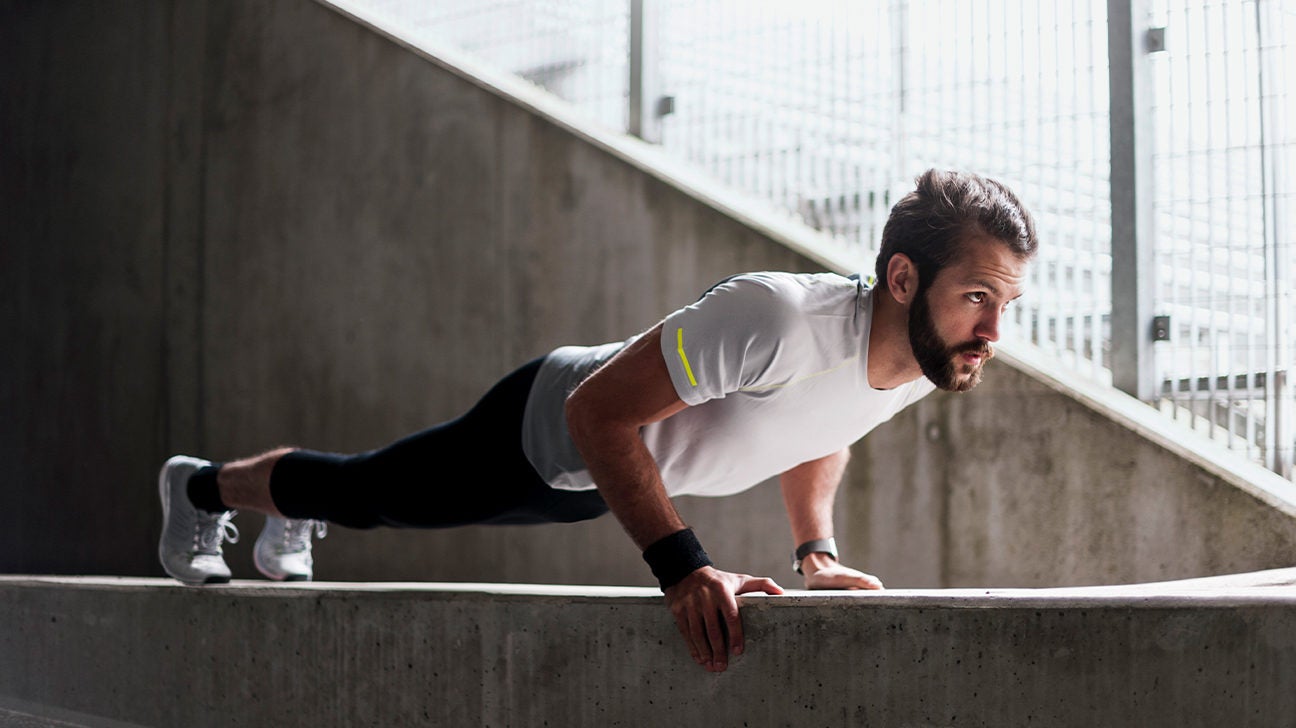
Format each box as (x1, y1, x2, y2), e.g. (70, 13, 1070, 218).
(211, 448, 323, 582)
(218, 447, 293, 517)
(158, 357, 609, 584)
(253, 357, 608, 530)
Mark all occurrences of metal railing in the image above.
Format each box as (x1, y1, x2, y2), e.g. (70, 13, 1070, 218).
(1148, 0, 1294, 476)
(360, 0, 1294, 481)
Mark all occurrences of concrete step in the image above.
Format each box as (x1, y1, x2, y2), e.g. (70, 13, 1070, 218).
(3, 572, 1296, 727)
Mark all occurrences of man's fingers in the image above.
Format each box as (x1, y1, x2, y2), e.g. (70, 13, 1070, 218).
(674, 612, 702, 666)
(835, 572, 882, 590)
(665, 568, 781, 671)
(704, 609, 727, 670)
(736, 576, 784, 595)
(724, 574, 782, 660)
(687, 610, 711, 667)
(805, 566, 886, 590)
(721, 594, 743, 657)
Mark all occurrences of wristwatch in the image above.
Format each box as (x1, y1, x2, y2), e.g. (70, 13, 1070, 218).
(792, 537, 838, 575)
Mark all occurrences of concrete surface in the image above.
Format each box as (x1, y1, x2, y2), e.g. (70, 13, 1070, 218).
(2, 0, 1295, 593)
(3, 574, 1296, 727)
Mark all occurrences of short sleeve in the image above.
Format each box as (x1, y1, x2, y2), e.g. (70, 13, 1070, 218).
(658, 275, 794, 406)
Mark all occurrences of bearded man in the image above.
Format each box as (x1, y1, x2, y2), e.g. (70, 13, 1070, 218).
(157, 168, 1037, 673)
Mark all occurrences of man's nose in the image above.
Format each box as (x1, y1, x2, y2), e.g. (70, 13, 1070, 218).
(975, 308, 1002, 343)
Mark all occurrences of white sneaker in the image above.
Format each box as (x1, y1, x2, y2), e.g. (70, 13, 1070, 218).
(157, 455, 239, 585)
(254, 516, 327, 581)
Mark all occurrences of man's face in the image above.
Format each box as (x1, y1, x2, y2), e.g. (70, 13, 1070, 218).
(907, 236, 1028, 392)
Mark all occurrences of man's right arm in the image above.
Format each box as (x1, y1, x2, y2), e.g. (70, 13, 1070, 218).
(564, 322, 783, 673)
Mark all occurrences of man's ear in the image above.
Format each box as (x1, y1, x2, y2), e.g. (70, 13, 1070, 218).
(886, 253, 920, 305)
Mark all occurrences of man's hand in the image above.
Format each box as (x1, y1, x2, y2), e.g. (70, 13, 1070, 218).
(664, 566, 783, 672)
(800, 552, 884, 590)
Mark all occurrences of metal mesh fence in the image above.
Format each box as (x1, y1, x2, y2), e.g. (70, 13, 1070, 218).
(1148, 0, 1294, 475)
(654, 0, 1113, 384)
(350, 0, 1293, 480)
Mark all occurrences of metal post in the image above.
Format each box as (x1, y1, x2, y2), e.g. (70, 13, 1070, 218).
(1255, 0, 1293, 478)
(889, 0, 907, 187)
(1107, 0, 1158, 400)
(629, 0, 663, 142)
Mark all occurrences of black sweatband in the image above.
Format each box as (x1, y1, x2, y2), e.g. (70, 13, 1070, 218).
(642, 528, 713, 590)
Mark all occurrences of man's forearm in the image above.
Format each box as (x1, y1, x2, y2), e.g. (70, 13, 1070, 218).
(568, 418, 685, 550)
(780, 447, 850, 545)
(563, 323, 692, 551)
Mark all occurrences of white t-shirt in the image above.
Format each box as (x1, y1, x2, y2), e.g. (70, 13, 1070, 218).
(520, 272, 935, 497)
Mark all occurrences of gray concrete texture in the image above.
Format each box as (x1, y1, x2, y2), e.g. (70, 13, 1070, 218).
(2, 0, 1295, 589)
(4, 576, 1296, 727)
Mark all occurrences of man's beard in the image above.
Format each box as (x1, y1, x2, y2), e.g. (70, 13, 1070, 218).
(908, 288, 993, 392)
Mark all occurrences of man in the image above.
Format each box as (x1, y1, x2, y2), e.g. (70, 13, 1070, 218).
(158, 168, 1037, 673)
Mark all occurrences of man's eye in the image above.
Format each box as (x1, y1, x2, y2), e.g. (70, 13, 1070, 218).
(967, 292, 985, 304)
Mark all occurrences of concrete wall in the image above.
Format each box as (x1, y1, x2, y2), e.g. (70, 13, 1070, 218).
(1, 1, 175, 574)
(853, 360, 1296, 588)
(4, 576, 1296, 727)
(2, 0, 1295, 588)
(0, 0, 815, 585)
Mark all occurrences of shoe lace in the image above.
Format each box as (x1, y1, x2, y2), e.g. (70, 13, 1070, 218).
(196, 510, 240, 555)
(283, 519, 327, 551)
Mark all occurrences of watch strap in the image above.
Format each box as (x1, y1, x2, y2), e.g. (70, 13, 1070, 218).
(793, 537, 838, 574)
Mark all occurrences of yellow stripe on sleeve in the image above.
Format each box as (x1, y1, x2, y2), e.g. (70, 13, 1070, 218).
(676, 327, 698, 387)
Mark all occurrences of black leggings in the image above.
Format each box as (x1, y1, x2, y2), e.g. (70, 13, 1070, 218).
(269, 358, 610, 529)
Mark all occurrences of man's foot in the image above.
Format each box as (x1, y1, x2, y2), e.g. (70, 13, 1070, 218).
(157, 455, 240, 585)
(253, 517, 327, 581)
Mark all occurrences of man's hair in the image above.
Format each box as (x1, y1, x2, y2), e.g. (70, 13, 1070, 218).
(874, 169, 1038, 292)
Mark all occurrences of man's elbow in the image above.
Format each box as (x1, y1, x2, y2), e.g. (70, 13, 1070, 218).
(564, 386, 599, 446)
(566, 386, 638, 450)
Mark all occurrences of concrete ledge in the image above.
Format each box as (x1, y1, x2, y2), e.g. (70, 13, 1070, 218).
(4, 575, 1296, 727)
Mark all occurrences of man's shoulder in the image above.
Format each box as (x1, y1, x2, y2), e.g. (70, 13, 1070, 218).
(711, 271, 860, 307)
(726, 270, 857, 290)
(668, 271, 865, 344)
